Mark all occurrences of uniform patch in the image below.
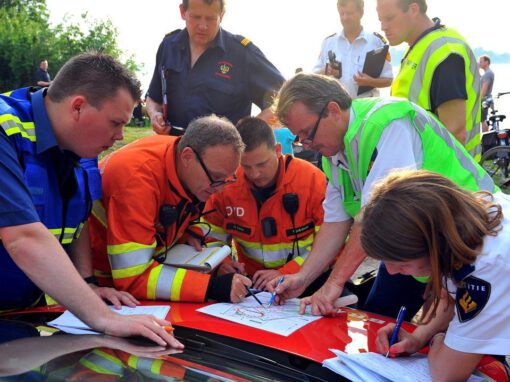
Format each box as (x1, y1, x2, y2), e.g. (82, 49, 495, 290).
(215, 60, 233, 79)
(286, 222, 314, 237)
(240, 37, 251, 46)
(455, 276, 491, 322)
(226, 223, 251, 235)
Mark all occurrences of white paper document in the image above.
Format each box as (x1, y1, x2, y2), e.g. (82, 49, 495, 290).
(163, 244, 231, 273)
(48, 305, 171, 335)
(197, 292, 322, 336)
(323, 349, 484, 382)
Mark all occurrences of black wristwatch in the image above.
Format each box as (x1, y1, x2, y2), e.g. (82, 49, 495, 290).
(84, 275, 99, 286)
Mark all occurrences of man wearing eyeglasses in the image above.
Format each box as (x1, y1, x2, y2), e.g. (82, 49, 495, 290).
(268, 73, 495, 320)
(198, 117, 328, 292)
(88, 115, 251, 304)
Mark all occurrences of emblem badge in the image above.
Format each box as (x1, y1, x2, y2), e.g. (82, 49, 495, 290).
(455, 276, 491, 322)
(215, 61, 233, 79)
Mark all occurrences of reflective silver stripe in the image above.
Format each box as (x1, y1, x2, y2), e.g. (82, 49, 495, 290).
(109, 247, 154, 270)
(466, 46, 482, 158)
(408, 37, 481, 157)
(49, 228, 77, 243)
(350, 99, 396, 193)
(82, 352, 124, 375)
(135, 358, 155, 373)
(352, 99, 493, 191)
(155, 266, 178, 300)
(409, 37, 469, 104)
(237, 238, 313, 267)
(412, 112, 494, 191)
(201, 220, 230, 243)
(207, 229, 230, 243)
(0, 114, 36, 141)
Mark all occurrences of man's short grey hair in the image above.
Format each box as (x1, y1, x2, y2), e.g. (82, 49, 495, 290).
(273, 73, 352, 124)
(178, 115, 245, 156)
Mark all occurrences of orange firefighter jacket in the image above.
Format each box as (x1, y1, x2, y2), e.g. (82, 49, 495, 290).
(88, 135, 210, 302)
(202, 155, 326, 276)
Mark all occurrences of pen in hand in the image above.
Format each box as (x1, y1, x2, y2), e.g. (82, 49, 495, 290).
(245, 285, 263, 306)
(386, 305, 406, 358)
(233, 268, 262, 306)
(268, 276, 285, 308)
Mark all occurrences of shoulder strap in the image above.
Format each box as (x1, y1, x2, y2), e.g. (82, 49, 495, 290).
(284, 154, 293, 171)
(234, 34, 251, 47)
(165, 29, 181, 37)
(373, 31, 388, 44)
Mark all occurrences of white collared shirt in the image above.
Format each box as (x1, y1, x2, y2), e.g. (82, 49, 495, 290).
(323, 110, 423, 222)
(313, 28, 393, 98)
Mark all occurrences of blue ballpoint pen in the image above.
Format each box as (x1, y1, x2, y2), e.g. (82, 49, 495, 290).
(385, 306, 407, 358)
(268, 276, 285, 308)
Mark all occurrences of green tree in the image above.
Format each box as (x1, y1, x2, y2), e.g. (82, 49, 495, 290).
(0, 0, 141, 92)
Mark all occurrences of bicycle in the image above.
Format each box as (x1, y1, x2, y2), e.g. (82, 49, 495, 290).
(480, 92, 510, 188)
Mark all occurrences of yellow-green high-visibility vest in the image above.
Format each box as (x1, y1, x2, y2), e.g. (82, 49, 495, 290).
(322, 98, 495, 219)
(391, 26, 481, 161)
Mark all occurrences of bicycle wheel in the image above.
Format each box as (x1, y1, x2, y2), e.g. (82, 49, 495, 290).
(480, 145, 510, 189)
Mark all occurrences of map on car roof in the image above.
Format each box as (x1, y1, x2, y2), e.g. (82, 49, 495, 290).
(197, 292, 322, 336)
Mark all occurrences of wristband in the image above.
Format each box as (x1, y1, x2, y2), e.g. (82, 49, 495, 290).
(429, 332, 446, 348)
(84, 275, 99, 286)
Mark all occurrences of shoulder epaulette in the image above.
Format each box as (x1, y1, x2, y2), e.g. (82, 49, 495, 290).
(165, 29, 181, 37)
(234, 35, 251, 47)
(373, 31, 388, 44)
(323, 32, 336, 41)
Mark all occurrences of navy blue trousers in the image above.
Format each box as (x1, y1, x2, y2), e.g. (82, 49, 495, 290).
(361, 262, 427, 321)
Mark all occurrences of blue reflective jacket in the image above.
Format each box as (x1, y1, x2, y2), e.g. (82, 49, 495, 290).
(0, 87, 101, 309)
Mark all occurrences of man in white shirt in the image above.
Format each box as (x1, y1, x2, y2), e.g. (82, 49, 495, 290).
(313, 0, 393, 98)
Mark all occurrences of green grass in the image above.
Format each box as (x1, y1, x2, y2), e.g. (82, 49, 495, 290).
(100, 124, 154, 159)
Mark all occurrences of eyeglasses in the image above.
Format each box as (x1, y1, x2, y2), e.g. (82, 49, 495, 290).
(300, 103, 329, 146)
(190, 147, 237, 188)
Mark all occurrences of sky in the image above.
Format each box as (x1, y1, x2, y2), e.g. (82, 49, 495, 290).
(45, 0, 507, 93)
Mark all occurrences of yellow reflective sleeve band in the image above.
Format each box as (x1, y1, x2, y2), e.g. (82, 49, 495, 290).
(294, 256, 305, 266)
(91, 200, 107, 227)
(0, 114, 36, 141)
(48, 227, 78, 244)
(151, 359, 164, 374)
(111, 262, 152, 279)
(79, 358, 115, 375)
(108, 241, 156, 255)
(170, 268, 186, 301)
(109, 247, 154, 270)
(147, 266, 163, 300)
(127, 355, 138, 369)
(80, 350, 124, 376)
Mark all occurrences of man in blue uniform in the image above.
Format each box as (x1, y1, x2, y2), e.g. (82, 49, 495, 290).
(0, 52, 182, 348)
(146, 0, 285, 135)
(35, 58, 51, 87)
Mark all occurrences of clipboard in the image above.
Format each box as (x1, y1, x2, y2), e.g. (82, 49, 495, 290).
(357, 45, 389, 96)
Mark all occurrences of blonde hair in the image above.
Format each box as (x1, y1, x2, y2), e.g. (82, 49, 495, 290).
(360, 170, 502, 322)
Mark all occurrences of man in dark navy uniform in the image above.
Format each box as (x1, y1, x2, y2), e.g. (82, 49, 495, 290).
(35, 59, 51, 87)
(146, 0, 285, 135)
